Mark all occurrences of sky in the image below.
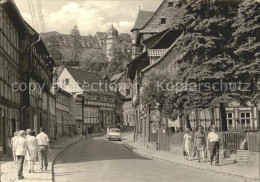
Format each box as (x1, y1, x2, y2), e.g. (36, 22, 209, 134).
(14, 0, 162, 35)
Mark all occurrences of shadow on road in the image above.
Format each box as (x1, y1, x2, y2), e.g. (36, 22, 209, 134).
(219, 162, 236, 166)
(55, 171, 83, 177)
(55, 139, 151, 164)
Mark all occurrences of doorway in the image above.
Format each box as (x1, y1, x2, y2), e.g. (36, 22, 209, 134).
(11, 119, 16, 135)
(0, 108, 7, 154)
(40, 112, 43, 128)
(100, 111, 104, 128)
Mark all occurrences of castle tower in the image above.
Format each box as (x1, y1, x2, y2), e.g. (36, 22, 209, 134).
(106, 25, 119, 62)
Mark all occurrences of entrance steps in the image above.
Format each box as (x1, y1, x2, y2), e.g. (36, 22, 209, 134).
(225, 150, 250, 163)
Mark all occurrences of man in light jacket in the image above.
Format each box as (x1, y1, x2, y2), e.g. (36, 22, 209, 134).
(36, 127, 50, 171)
(13, 130, 29, 180)
(207, 125, 220, 166)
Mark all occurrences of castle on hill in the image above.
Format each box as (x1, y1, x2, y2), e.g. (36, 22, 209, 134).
(41, 25, 131, 64)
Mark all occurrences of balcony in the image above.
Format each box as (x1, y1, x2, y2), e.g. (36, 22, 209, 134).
(148, 49, 167, 58)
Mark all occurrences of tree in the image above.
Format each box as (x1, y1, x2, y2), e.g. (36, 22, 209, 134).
(166, 0, 240, 131)
(107, 61, 123, 76)
(41, 34, 63, 65)
(71, 25, 83, 63)
(107, 42, 131, 75)
(231, 0, 260, 106)
(140, 72, 175, 143)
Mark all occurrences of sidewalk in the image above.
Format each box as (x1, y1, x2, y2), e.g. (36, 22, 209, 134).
(0, 133, 103, 182)
(123, 133, 260, 182)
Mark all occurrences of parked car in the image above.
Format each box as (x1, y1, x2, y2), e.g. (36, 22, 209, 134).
(108, 128, 121, 141)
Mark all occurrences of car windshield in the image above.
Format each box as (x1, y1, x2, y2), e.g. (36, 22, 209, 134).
(110, 129, 120, 133)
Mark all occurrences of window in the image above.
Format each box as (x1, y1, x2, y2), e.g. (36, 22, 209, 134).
(168, 2, 173, 7)
(65, 78, 69, 85)
(226, 112, 233, 130)
(161, 18, 166, 24)
(240, 112, 251, 128)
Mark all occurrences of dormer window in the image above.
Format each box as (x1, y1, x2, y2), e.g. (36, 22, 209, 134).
(168, 2, 173, 7)
(65, 78, 69, 85)
(161, 18, 166, 24)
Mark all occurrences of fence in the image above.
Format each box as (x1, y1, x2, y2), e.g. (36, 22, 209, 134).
(222, 132, 245, 152)
(248, 132, 260, 152)
(149, 133, 158, 143)
(148, 131, 260, 152)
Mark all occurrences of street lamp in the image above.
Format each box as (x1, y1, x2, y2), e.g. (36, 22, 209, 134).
(69, 111, 73, 137)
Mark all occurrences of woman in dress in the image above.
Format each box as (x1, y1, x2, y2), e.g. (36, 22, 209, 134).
(10, 131, 19, 164)
(77, 126, 82, 139)
(26, 130, 38, 173)
(183, 128, 193, 161)
(194, 126, 206, 162)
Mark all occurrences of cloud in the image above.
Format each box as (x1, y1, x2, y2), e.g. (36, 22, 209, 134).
(16, 0, 161, 35)
(43, 1, 138, 35)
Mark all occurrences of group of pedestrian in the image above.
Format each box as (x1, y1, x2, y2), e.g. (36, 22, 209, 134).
(10, 127, 50, 180)
(77, 125, 92, 139)
(183, 125, 220, 166)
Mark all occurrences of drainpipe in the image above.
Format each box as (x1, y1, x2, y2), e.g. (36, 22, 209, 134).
(30, 36, 41, 130)
(20, 106, 25, 130)
(30, 36, 41, 72)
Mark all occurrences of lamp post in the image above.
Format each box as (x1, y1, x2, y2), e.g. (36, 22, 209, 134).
(69, 111, 73, 137)
(37, 95, 43, 132)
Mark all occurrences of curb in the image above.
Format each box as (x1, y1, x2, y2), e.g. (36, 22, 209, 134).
(122, 143, 136, 152)
(51, 133, 105, 182)
(127, 143, 259, 182)
(51, 139, 80, 182)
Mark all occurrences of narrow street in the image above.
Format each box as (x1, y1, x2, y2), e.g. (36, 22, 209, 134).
(54, 133, 240, 182)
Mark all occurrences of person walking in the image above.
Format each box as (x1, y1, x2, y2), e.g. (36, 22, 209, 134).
(36, 127, 50, 171)
(88, 126, 92, 136)
(10, 131, 19, 164)
(107, 127, 110, 137)
(25, 129, 31, 139)
(82, 125, 87, 139)
(77, 126, 82, 139)
(26, 130, 38, 173)
(183, 128, 193, 161)
(194, 126, 206, 163)
(13, 130, 29, 180)
(207, 125, 220, 166)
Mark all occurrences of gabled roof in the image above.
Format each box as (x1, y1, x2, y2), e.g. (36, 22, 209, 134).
(1, 0, 27, 34)
(96, 32, 106, 40)
(140, 0, 180, 34)
(65, 67, 122, 101)
(111, 71, 126, 83)
(131, 10, 154, 31)
(66, 67, 105, 88)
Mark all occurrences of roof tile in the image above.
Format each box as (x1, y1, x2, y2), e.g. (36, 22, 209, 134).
(132, 10, 154, 31)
